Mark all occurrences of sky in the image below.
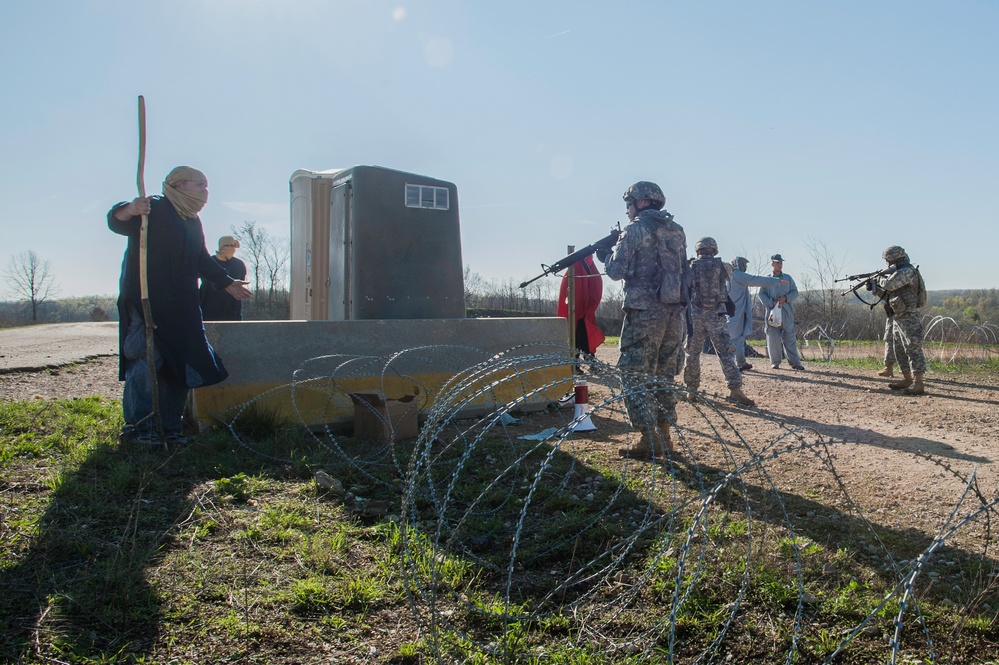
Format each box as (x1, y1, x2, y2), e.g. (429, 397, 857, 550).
(2, 0, 998, 300)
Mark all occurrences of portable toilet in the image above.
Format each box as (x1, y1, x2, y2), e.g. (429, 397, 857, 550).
(290, 166, 465, 320)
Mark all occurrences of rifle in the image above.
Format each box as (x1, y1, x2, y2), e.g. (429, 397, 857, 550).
(518, 224, 621, 289)
(836, 265, 896, 308)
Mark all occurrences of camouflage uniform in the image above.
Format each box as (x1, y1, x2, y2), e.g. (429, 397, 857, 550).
(874, 261, 925, 374)
(604, 208, 687, 428)
(683, 255, 743, 390)
(882, 314, 896, 366)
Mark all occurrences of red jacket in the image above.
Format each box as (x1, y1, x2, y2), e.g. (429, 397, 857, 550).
(557, 255, 605, 354)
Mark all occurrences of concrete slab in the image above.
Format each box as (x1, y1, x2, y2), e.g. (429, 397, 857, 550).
(192, 318, 573, 432)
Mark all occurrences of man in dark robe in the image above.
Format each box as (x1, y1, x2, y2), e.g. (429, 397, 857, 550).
(109, 166, 251, 444)
(200, 235, 248, 321)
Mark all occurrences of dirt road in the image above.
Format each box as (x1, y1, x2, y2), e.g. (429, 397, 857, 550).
(0, 322, 118, 373)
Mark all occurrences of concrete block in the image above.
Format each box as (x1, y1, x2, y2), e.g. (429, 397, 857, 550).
(192, 318, 571, 431)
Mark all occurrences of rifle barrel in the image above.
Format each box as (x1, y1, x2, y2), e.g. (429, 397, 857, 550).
(518, 227, 620, 289)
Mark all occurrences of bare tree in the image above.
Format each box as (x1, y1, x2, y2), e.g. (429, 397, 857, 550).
(801, 237, 848, 333)
(4, 250, 59, 321)
(231, 221, 267, 302)
(463, 265, 487, 309)
(262, 235, 290, 304)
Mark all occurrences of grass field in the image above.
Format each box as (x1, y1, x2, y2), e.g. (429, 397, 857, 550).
(2, 376, 999, 663)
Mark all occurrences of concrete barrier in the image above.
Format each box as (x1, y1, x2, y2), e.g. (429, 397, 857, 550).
(192, 318, 572, 432)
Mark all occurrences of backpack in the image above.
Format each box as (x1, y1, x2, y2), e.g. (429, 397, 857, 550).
(688, 256, 726, 310)
(638, 216, 685, 305)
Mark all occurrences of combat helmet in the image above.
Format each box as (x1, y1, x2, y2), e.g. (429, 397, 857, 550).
(623, 181, 666, 210)
(694, 236, 718, 254)
(882, 245, 907, 262)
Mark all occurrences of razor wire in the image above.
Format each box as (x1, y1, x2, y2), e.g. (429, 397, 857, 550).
(793, 316, 998, 365)
(212, 344, 999, 664)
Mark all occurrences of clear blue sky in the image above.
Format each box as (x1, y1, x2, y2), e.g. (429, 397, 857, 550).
(2, 0, 997, 298)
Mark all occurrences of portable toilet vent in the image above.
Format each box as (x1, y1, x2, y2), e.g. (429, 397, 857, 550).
(290, 166, 465, 320)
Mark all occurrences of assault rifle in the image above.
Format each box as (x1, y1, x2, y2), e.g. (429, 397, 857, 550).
(836, 265, 896, 308)
(518, 224, 622, 289)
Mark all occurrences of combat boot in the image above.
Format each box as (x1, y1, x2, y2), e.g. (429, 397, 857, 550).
(727, 386, 756, 407)
(657, 420, 675, 452)
(618, 433, 665, 460)
(903, 372, 926, 396)
(877, 363, 894, 378)
(889, 371, 913, 391)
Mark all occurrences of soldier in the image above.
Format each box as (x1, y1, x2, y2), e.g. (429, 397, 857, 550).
(726, 256, 786, 371)
(597, 181, 687, 460)
(870, 245, 927, 395)
(683, 238, 756, 406)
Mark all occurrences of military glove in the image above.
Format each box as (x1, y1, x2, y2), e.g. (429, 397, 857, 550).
(595, 248, 611, 263)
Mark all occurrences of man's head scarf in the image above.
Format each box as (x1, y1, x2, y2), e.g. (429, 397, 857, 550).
(218, 235, 240, 250)
(163, 166, 208, 219)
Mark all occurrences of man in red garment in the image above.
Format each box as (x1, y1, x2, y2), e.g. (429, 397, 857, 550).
(557, 255, 605, 359)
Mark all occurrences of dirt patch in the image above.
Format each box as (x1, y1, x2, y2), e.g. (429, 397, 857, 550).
(587, 345, 999, 550)
(0, 356, 121, 402)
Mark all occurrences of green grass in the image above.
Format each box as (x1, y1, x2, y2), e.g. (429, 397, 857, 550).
(2, 397, 998, 663)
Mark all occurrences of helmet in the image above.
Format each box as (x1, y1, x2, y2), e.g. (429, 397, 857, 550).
(694, 236, 718, 253)
(623, 181, 666, 210)
(882, 245, 907, 262)
(732, 256, 749, 272)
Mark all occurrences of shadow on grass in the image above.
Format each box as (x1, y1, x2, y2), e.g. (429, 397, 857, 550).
(3, 394, 998, 664)
(0, 400, 345, 663)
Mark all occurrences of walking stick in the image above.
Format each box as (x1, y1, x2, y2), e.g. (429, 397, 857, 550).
(566, 245, 576, 355)
(137, 95, 165, 444)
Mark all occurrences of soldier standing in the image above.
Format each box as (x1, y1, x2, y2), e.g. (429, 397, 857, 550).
(683, 238, 756, 406)
(871, 245, 927, 395)
(598, 181, 687, 460)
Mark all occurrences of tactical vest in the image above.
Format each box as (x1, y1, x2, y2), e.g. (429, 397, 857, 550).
(887, 264, 926, 315)
(689, 255, 727, 310)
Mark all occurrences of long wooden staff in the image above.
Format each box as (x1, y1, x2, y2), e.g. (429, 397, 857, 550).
(566, 245, 576, 355)
(137, 95, 165, 443)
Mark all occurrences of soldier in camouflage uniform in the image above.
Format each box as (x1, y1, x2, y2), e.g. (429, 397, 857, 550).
(871, 245, 927, 395)
(598, 181, 687, 460)
(683, 238, 756, 406)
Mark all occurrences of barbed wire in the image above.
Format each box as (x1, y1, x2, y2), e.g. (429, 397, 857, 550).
(214, 344, 999, 663)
